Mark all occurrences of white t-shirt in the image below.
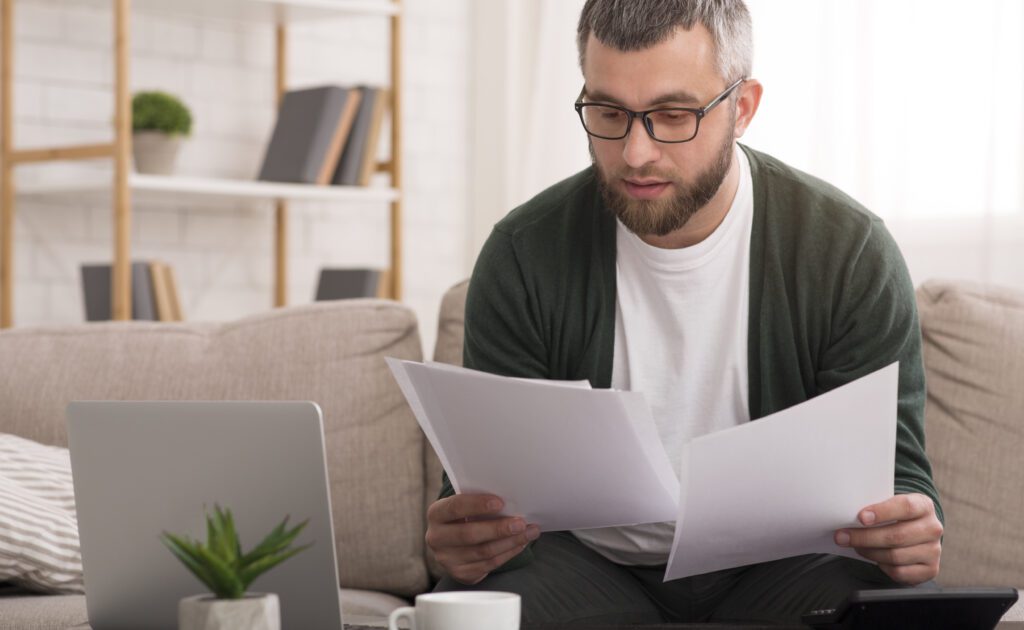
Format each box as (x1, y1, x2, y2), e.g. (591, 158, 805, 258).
(572, 145, 754, 565)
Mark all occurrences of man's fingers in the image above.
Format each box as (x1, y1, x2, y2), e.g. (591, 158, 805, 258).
(448, 543, 532, 586)
(426, 516, 532, 549)
(424, 494, 540, 585)
(836, 515, 942, 550)
(434, 527, 540, 585)
(427, 494, 505, 525)
(858, 493, 934, 526)
(436, 525, 539, 565)
(853, 541, 941, 567)
(877, 560, 940, 586)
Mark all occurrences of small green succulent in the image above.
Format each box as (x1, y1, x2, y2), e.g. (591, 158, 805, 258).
(161, 505, 311, 600)
(132, 90, 192, 136)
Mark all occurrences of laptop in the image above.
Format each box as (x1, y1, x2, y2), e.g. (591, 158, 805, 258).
(67, 401, 344, 630)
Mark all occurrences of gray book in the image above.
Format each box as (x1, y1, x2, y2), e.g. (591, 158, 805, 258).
(314, 268, 381, 301)
(258, 86, 361, 185)
(81, 262, 157, 322)
(331, 86, 379, 186)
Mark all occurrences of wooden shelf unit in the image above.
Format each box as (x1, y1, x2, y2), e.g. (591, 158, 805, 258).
(19, 173, 401, 204)
(0, 0, 404, 328)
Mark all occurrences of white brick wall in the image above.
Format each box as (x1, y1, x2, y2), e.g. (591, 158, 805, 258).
(6, 0, 473, 356)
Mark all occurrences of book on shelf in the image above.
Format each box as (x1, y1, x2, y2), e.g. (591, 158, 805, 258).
(257, 85, 363, 185)
(81, 261, 183, 322)
(163, 264, 184, 321)
(149, 261, 184, 322)
(332, 86, 389, 187)
(81, 262, 156, 322)
(149, 261, 172, 322)
(314, 268, 382, 301)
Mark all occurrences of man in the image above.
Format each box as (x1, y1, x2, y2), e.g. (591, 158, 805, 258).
(426, 0, 944, 624)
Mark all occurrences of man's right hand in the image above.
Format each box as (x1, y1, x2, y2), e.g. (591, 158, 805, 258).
(425, 494, 541, 585)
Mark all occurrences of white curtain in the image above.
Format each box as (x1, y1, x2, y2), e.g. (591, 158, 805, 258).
(742, 0, 1024, 290)
(471, 0, 1024, 290)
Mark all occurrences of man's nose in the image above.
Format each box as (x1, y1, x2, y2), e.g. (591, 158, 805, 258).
(622, 117, 661, 169)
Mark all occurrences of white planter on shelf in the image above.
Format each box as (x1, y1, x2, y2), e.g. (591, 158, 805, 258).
(132, 130, 183, 175)
(178, 593, 280, 630)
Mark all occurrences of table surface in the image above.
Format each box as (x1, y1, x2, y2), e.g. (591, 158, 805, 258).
(345, 626, 804, 630)
(349, 625, 1024, 630)
(71, 621, 1024, 630)
(343, 621, 1024, 630)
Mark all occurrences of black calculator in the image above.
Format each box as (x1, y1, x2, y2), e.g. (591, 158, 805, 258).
(802, 587, 1018, 629)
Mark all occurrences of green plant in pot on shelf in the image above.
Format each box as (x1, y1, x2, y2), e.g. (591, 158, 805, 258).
(132, 90, 192, 175)
(161, 505, 311, 630)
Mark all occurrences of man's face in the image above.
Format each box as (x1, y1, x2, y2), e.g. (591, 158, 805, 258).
(582, 26, 739, 237)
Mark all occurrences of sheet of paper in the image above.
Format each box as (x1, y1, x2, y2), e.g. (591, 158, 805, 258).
(423, 361, 593, 389)
(664, 362, 899, 581)
(386, 358, 679, 531)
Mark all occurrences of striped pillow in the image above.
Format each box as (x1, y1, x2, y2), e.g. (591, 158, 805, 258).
(0, 433, 83, 593)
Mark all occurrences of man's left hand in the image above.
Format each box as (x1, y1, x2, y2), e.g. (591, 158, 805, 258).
(834, 492, 943, 585)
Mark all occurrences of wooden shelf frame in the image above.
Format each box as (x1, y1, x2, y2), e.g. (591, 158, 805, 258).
(18, 173, 401, 203)
(0, 0, 403, 328)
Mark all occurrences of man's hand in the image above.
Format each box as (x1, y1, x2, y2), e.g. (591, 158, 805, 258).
(835, 493, 943, 585)
(425, 494, 541, 585)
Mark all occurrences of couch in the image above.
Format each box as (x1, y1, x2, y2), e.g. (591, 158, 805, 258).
(0, 278, 1022, 628)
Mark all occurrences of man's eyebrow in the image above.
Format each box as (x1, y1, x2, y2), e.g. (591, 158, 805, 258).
(584, 89, 702, 107)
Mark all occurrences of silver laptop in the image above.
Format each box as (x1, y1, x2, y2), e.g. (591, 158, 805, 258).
(67, 401, 344, 630)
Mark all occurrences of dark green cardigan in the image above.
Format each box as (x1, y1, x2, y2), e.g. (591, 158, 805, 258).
(440, 144, 941, 572)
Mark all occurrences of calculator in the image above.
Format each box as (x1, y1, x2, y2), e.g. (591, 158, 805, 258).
(801, 587, 1018, 629)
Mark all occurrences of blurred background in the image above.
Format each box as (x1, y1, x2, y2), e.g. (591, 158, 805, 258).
(4, 0, 1021, 354)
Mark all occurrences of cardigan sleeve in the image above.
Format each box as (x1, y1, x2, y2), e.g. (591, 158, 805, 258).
(816, 218, 944, 525)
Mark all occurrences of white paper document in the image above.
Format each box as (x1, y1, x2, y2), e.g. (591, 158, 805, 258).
(385, 358, 679, 532)
(664, 362, 899, 581)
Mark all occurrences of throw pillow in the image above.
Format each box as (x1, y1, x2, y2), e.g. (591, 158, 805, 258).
(0, 433, 83, 593)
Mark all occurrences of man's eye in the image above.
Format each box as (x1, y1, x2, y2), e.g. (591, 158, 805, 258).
(651, 111, 693, 125)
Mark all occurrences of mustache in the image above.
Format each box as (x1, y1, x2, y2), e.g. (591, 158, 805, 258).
(608, 165, 681, 183)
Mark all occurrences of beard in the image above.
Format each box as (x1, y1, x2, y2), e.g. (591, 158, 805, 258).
(593, 126, 736, 238)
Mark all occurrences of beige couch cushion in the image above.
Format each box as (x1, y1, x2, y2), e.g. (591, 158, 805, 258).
(0, 300, 428, 596)
(917, 280, 1024, 588)
(428, 280, 468, 502)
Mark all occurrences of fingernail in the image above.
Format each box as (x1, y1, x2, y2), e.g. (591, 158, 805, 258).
(861, 510, 877, 525)
(836, 531, 851, 546)
(508, 520, 525, 534)
(525, 526, 541, 541)
(487, 499, 502, 511)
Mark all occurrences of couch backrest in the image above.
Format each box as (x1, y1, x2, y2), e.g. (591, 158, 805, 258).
(917, 280, 1024, 589)
(429, 280, 469, 502)
(434, 278, 1024, 589)
(0, 299, 430, 596)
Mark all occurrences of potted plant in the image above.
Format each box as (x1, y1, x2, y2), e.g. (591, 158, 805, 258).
(161, 505, 311, 630)
(132, 90, 192, 175)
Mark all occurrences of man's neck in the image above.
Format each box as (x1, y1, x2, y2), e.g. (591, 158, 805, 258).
(638, 147, 741, 250)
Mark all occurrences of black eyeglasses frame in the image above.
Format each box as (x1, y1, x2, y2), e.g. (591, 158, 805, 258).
(574, 77, 746, 144)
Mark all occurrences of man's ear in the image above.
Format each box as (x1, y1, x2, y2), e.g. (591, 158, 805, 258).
(733, 79, 763, 139)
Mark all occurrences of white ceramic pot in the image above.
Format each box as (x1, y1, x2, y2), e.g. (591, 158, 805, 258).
(178, 593, 280, 630)
(132, 130, 182, 175)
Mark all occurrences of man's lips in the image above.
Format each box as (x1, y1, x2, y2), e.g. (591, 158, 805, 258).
(623, 178, 671, 200)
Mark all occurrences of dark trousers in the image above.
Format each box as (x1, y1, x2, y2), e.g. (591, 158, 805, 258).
(434, 531, 916, 625)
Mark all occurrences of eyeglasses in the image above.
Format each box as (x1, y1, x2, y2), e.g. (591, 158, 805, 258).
(574, 77, 745, 144)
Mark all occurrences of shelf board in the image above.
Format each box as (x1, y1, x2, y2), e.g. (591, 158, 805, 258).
(45, 0, 400, 22)
(145, 0, 401, 21)
(19, 173, 400, 204)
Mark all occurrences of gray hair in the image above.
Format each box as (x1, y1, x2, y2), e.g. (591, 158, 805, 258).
(577, 0, 753, 83)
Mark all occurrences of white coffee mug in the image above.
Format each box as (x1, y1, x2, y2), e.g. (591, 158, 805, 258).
(388, 591, 521, 630)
